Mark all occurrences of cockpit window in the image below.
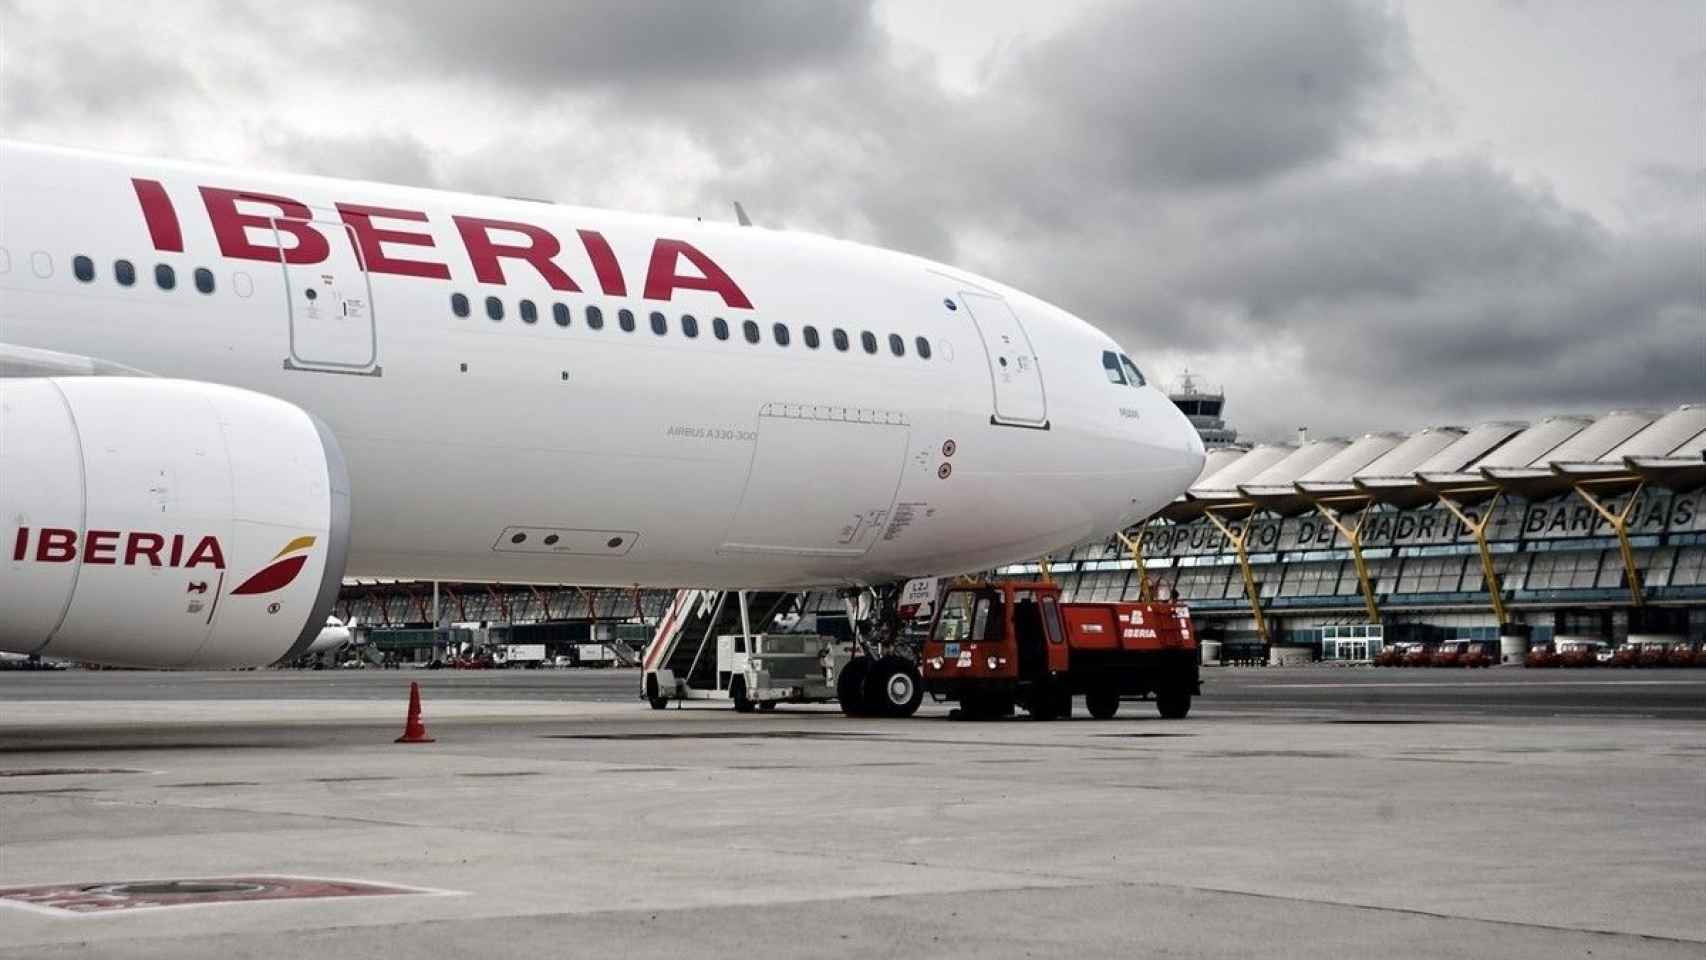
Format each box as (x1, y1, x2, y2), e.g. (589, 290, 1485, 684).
(1119, 354, 1147, 387)
(1101, 351, 1127, 385)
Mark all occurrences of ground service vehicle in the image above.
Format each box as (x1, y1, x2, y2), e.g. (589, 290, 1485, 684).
(1558, 639, 1607, 668)
(916, 581, 1199, 720)
(1431, 641, 1491, 668)
(500, 643, 547, 668)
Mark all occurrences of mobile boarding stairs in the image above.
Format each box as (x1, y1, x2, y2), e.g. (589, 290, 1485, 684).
(640, 590, 854, 712)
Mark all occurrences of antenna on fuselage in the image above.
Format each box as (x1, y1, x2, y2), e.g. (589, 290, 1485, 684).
(733, 201, 754, 227)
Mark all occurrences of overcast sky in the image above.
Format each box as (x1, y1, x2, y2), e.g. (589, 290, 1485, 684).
(2, 0, 1700, 441)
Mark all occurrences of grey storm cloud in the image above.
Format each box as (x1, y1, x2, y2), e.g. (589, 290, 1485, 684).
(0, 4, 207, 126)
(1, 0, 1699, 440)
(988, 0, 1410, 191)
(368, 0, 881, 90)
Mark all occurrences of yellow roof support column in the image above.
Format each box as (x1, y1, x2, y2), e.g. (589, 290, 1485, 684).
(1202, 510, 1270, 645)
(1438, 495, 1508, 628)
(1315, 503, 1380, 625)
(1039, 554, 1054, 586)
(1573, 481, 1646, 608)
(1114, 527, 1155, 603)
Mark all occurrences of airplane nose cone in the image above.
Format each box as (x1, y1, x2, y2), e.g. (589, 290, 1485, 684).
(1111, 390, 1205, 531)
(1163, 396, 1207, 492)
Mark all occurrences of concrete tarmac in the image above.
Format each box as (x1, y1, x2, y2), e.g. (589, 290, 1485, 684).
(1, 667, 1702, 958)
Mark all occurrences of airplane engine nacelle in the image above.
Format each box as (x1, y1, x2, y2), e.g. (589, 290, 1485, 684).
(0, 377, 351, 668)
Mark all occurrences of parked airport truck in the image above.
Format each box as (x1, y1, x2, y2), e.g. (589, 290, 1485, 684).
(912, 580, 1199, 720)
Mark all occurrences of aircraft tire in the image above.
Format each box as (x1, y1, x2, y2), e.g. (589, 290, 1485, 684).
(837, 658, 872, 717)
(645, 674, 670, 710)
(731, 677, 757, 713)
(866, 655, 923, 718)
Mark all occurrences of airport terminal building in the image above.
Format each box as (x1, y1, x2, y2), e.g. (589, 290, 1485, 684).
(1008, 389, 1706, 663)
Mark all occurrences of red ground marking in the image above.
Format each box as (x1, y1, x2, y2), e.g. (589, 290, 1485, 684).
(0, 876, 439, 915)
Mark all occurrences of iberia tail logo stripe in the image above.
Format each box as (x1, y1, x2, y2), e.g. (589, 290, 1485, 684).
(231, 536, 317, 596)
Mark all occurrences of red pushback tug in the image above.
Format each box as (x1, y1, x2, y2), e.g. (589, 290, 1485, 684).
(920, 581, 1199, 720)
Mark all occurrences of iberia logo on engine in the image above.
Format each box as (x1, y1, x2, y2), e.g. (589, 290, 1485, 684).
(11, 528, 313, 596)
(231, 536, 316, 595)
(12, 527, 226, 568)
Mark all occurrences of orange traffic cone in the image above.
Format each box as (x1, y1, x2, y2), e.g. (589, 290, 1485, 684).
(395, 681, 435, 743)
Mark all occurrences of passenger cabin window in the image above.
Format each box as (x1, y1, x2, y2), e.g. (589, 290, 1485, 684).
(72, 255, 94, 283)
(860, 331, 878, 354)
(803, 325, 820, 349)
(114, 259, 136, 287)
(451, 293, 470, 317)
(682, 314, 699, 338)
(1102, 351, 1127, 385)
(772, 323, 790, 347)
(194, 267, 215, 294)
(553, 303, 570, 327)
(155, 264, 175, 290)
(742, 320, 760, 344)
(519, 299, 537, 323)
(888, 333, 905, 357)
(485, 296, 503, 321)
(650, 311, 668, 335)
(618, 308, 636, 332)
(586, 305, 604, 329)
(1119, 354, 1146, 386)
(833, 329, 849, 351)
(713, 317, 729, 340)
(915, 336, 932, 360)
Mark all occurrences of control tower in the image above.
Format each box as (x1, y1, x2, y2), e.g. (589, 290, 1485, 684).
(1169, 370, 1238, 448)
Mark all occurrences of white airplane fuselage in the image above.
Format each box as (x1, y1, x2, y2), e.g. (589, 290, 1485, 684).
(0, 140, 1203, 592)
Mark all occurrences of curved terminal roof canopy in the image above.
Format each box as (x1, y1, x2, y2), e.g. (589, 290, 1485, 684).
(1604, 404, 1706, 460)
(1413, 421, 1527, 474)
(1530, 410, 1657, 464)
(1193, 446, 1249, 486)
(1353, 426, 1465, 479)
(1468, 415, 1594, 470)
(1149, 404, 1706, 523)
(1192, 443, 1295, 493)
(1296, 432, 1405, 485)
(1244, 439, 1350, 486)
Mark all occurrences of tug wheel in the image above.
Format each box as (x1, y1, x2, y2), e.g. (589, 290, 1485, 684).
(1086, 686, 1120, 720)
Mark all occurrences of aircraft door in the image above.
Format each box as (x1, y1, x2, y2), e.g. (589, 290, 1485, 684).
(959, 291, 1046, 428)
(274, 218, 379, 375)
(719, 404, 910, 558)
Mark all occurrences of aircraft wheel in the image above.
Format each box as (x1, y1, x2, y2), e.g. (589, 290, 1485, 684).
(837, 659, 872, 717)
(758, 701, 778, 712)
(865, 655, 923, 718)
(645, 674, 670, 710)
(731, 677, 757, 713)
